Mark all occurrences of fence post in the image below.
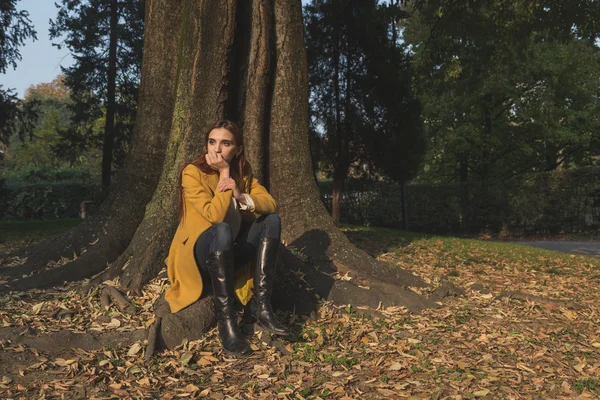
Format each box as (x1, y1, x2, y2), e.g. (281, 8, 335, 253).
(402, 184, 409, 231)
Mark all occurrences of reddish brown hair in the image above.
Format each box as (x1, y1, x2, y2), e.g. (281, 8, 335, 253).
(177, 120, 247, 222)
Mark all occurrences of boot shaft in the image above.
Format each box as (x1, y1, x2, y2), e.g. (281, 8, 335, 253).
(205, 250, 236, 319)
(254, 237, 280, 300)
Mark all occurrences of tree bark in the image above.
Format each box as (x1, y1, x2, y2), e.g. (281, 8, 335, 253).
(241, 0, 273, 184)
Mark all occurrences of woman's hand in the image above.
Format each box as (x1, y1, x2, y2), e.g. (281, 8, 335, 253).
(206, 151, 230, 173)
(218, 177, 242, 200)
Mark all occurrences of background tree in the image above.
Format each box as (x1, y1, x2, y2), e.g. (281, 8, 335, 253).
(305, 0, 424, 222)
(4, 76, 103, 172)
(50, 0, 144, 188)
(0, 87, 21, 150)
(405, 0, 600, 185)
(0, 0, 36, 147)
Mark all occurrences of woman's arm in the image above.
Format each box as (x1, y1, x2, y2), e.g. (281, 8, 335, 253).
(247, 176, 278, 214)
(182, 166, 232, 224)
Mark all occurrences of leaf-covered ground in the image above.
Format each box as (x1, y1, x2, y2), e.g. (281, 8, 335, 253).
(1, 224, 600, 399)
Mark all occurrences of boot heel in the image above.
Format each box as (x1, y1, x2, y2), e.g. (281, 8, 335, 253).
(240, 304, 256, 335)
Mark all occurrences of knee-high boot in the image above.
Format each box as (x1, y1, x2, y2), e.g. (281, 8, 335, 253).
(206, 250, 252, 356)
(248, 237, 290, 336)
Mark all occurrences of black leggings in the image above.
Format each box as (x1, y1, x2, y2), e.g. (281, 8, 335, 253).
(194, 214, 281, 281)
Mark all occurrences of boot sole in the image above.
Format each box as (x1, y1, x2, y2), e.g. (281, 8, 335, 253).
(222, 348, 253, 357)
(254, 321, 290, 337)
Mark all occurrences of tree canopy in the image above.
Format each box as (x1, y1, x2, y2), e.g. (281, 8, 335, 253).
(404, 0, 600, 183)
(50, 0, 144, 185)
(0, 0, 36, 149)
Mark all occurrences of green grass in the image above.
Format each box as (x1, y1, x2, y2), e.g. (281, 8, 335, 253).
(0, 218, 82, 243)
(574, 378, 600, 395)
(341, 224, 600, 270)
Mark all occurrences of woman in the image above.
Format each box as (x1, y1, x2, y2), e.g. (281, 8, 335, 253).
(165, 120, 289, 357)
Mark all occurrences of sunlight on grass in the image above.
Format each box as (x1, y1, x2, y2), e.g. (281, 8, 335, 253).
(341, 224, 600, 272)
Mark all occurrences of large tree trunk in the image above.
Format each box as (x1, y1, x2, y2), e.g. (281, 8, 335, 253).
(92, 0, 238, 292)
(239, 0, 272, 184)
(2, 0, 446, 350)
(0, 0, 182, 291)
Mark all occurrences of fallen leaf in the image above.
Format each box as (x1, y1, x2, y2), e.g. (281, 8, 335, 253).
(574, 361, 587, 373)
(32, 302, 44, 315)
(184, 384, 199, 392)
(128, 343, 142, 357)
(389, 362, 404, 371)
(108, 318, 121, 328)
(197, 357, 212, 366)
(138, 377, 151, 387)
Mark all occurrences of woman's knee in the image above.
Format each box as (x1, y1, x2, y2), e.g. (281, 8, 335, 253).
(262, 213, 281, 238)
(264, 213, 281, 226)
(212, 223, 233, 248)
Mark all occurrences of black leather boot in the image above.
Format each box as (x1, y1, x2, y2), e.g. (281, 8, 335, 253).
(206, 250, 252, 356)
(249, 237, 290, 336)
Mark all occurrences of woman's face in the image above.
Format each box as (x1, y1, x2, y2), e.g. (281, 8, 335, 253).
(207, 127, 242, 165)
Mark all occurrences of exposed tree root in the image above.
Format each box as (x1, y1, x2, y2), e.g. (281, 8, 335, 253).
(144, 317, 162, 365)
(0, 245, 115, 294)
(429, 280, 465, 303)
(497, 291, 582, 310)
(100, 286, 136, 314)
(0, 223, 99, 279)
(0, 326, 146, 355)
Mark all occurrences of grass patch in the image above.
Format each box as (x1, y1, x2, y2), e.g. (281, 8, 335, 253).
(322, 352, 357, 368)
(341, 224, 600, 272)
(574, 378, 600, 395)
(0, 218, 82, 243)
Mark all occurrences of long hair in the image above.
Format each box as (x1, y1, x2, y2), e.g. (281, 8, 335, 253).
(177, 120, 247, 222)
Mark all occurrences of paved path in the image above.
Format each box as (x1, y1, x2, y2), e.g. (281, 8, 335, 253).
(513, 241, 600, 257)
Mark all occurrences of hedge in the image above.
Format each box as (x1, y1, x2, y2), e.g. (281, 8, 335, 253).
(0, 178, 102, 220)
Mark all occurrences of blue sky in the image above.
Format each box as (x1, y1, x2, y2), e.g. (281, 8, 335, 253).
(1, 0, 311, 99)
(0, 0, 73, 98)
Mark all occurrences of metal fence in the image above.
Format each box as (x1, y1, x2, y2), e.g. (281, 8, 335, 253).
(319, 167, 600, 234)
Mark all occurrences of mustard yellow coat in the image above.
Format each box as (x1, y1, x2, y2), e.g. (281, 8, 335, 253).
(165, 163, 278, 313)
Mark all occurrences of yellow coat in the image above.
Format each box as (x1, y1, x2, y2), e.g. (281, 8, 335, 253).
(165, 163, 278, 313)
